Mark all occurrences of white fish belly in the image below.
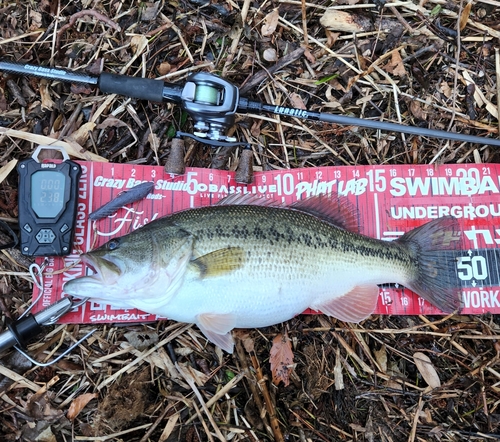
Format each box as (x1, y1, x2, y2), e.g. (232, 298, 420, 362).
(158, 254, 408, 328)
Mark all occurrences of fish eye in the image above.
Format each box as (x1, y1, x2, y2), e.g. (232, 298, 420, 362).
(107, 239, 120, 251)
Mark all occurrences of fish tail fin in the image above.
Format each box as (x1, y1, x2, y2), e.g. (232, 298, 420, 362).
(397, 216, 462, 313)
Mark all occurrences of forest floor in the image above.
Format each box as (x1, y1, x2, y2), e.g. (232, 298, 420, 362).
(1, 0, 500, 441)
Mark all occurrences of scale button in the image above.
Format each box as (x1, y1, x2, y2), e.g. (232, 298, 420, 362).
(36, 229, 56, 244)
(60, 224, 69, 233)
(23, 223, 32, 233)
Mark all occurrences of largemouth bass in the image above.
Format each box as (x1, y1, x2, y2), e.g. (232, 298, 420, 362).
(64, 195, 462, 353)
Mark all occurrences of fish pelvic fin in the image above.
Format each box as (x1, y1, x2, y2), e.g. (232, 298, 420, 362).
(397, 216, 463, 313)
(197, 313, 236, 353)
(190, 247, 245, 278)
(312, 284, 379, 322)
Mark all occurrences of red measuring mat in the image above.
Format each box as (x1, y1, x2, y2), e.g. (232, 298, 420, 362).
(32, 163, 500, 323)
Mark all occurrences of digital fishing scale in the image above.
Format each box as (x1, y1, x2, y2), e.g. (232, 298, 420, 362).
(17, 146, 81, 256)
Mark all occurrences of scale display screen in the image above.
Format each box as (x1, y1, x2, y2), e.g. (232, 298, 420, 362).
(31, 171, 66, 218)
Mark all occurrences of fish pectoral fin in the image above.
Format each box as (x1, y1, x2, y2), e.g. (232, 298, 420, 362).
(190, 247, 245, 278)
(197, 313, 237, 353)
(313, 284, 379, 323)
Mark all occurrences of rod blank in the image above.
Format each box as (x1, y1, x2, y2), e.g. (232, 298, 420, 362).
(238, 98, 500, 147)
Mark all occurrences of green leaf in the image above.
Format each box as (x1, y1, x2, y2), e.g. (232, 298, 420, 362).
(167, 124, 176, 139)
(225, 370, 235, 381)
(430, 5, 442, 16)
(180, 110, 188, 126)
(314, 74, 339, 85)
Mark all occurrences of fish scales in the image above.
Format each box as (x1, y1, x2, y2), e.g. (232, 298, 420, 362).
(169, 205, 415, 276)
(64, 196, 462, 353)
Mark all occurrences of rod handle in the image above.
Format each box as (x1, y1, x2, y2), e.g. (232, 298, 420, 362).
(98, 72, 166, 102)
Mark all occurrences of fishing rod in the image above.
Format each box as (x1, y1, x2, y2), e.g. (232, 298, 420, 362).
(1, 59, 499, 175)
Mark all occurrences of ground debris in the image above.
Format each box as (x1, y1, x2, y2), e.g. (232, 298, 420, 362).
(92, 368, 151, 434)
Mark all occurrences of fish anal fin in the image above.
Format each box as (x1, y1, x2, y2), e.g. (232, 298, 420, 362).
(190, 247, 245, 278)
(197, 313, 237, 353)
(313, 284, 379, 323)
(290, 194, 360, 233)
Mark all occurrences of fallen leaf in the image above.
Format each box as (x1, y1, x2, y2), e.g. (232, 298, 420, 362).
(70, 83, 94, 95)
(462, 70, 498, 118)
(234, 330, 255, 353)
(355, 93, 374, 106)
(459, 2, 472, 31)
(29, 10, 43, 30)
(440, 81, 453, 99)
(86, 58, 104, 76)
(413, 352, 441, 389)
(303, 48, 316, 64)
(263, 48, 278, 62)
(157, 61, 171, 76)
(289, 92, 307, 110)
(250, 119, 262, 139)
(0, 159, 17, 185)
(158, 412, 180, 442)
(96, 116, 130, 130)
(409, 100, 428, 121)
(20, 421, 56, 442)
(66, 122, 96, 146)
(384, 50, 406, 77)
(67, 393, 98, 421)
(270, 331, 294, 386)
(373, 345, 387, 372)
(261, 8, 280, 37)
(385, 360, 405, 391)
(148, 132, 160, 152)
(34, 424, 57, 442)
(185, 364, 210, 387)
(39, 80, 55, 110)
(26, 390, 64, 422)
(124, 330, 159, 351)
(130, 35, 148, 55)
(140, 1, 161, 22)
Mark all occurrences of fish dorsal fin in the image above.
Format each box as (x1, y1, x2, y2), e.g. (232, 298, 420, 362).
(290, 194, 360, 232)
(190, 247, 245, 278)
(312, 284, 379, 323)
(216, 193, 359, 232)
(215, 193, 284, 208)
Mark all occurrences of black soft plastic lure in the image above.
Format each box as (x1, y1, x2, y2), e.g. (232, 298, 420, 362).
(89, 181, 154, 221)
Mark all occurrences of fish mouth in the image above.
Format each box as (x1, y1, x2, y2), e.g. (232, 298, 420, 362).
(80, 253, 123, 284)
(63, 254, 123, 296)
